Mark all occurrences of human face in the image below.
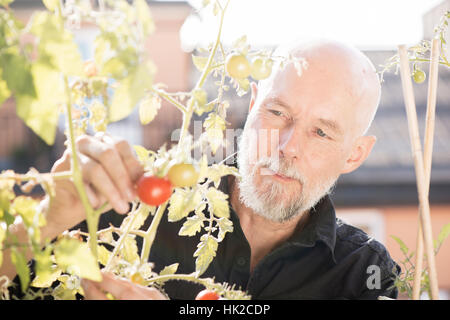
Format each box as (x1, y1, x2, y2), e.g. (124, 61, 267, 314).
(237, 58, 364, 223)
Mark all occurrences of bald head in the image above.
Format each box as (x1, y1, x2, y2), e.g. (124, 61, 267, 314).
(258, 39, 381, 136)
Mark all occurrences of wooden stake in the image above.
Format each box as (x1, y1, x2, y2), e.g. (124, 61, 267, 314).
(411, 38, 440, 300)
(398, 45, 439, 300)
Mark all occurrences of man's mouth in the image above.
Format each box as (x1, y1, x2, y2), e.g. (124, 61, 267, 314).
(260, 167, 296, 182)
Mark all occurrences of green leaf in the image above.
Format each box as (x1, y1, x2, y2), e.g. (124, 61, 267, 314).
(436, 223, 450, 249)
(217, 217, 233, 241)
(97, 245, 111, 266)
(133, 145, 152, 164)
(391, 235, 409, 256)
(15, 62, 64, 145)
(0, 74, 11, 106)
(203, 113, 226, 154)
(32, 245, 56, 288)
(192, 55, 208, 72)
(179, 214, 205, 237)
(206, 187, 229, 218)
(168, 188, 202, 222)
(32, 265, 62, 288)
(159, 263, 179, 276)
(0, 0, 14, 7)
(42, 0, 58, 11)
(30, 11, 83, 76)
(194, 235, 218, 276)
(0, 52, 36, 98)
(109, 63, 154, 122)
(123, 235, 139, 264)
(207, 164, 239, 188)
(10, 196, 38, 228)
(54, 238, 102, 281)
(138, 94, 161, 125)
(10, 247, 30, 292)
(135, 0, 155, 37)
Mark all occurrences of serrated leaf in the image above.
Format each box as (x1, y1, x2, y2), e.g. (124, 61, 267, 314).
(168, 188, 202, 222)
(159, 263, 179, 276)
(179, 214, 205, 236)
(217, 217, 233, 241)
(15, 62, 64, 145)
(97, 245, 112, 266)
(194, 235, 218, 276)
(437, 223, 450, 248)
(208, 164, 239, 188)
(204, 113, 226, 154)
(206, 187, 229, 218)
(139, 94, 161, 125)
(109, 62, 154, 122)
(391, 235, 409, 255)
(192, 55, 209, 72)
(31, 265, 62, 288)
(0, 52, 36, 98)
(43, 0, 58, 11)
(10, 196, 38, 228)
(10, 247, 30, 292)
(32, 245, 55, 287)
(54, 238, 102, 281)
(123, 235, 139, 264)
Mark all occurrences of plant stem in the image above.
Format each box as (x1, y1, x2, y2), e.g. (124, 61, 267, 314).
(150, 87, 187, 113)
(140, 200, 168, 263)
(63, 75, 99, 259)
(146, 273, 216, 288)
(103, 201, 139, 271)
(177, 0, 230, 149)
(0, 171, 73, 182)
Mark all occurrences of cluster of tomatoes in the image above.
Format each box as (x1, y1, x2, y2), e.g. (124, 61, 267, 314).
(136, 163, 199, 206)
(225, 53, 273, 81)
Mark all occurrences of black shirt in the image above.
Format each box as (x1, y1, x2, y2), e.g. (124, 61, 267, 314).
(147, 172, 401, 300)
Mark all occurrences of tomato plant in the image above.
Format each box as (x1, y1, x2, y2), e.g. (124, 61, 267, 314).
(250, 57, 273, 80)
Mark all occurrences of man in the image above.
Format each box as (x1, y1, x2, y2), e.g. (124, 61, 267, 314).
(1, 39, 400, 300)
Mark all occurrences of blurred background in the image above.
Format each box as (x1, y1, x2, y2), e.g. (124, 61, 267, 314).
(0, 0, 449, 299)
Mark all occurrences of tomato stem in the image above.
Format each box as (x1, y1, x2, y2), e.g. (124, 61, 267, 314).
(63, 75, 99, 259)
(177, 0, 230, 150)
(141, 200, 169, 263)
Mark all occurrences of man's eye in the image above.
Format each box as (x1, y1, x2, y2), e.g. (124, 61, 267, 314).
(270, 110, 283, 117)
(316, 128, 327, 138)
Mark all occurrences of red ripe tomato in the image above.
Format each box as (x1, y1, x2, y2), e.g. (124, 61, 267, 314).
(137, 175, 173, 206)
(195, 289, 220, 300)
(83, 60, 98, 77)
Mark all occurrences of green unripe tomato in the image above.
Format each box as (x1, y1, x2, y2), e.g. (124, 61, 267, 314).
(226, 53, 251, 79)
(250, 57, 273, 80)
(413, 69, 426, 84)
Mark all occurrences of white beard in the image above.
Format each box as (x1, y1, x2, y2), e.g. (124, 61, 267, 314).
(236, 127, 338, 223)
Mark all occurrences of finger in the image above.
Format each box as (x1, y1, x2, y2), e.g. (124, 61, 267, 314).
(99, 272, 167, 300)
(81, 279, 108, 300)
(79, 153, 130, 214)
(51, 149, 71, 173)
(77, 135, 136, 202)
(100, 134, 144, 184)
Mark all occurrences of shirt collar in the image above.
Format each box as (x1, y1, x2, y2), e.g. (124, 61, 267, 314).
(217, 154, 338, 264)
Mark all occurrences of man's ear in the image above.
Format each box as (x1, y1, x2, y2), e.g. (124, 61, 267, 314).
(249, 82, 258, 112)
(341, 135, 377, 174)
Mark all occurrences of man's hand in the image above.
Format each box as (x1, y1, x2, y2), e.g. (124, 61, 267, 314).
(81, 272, 168, 300)
(46, 132, 145, 236)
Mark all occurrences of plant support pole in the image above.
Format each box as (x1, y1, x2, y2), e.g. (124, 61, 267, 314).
(398, 45, 439, 300)
(412, 38, 440, 300)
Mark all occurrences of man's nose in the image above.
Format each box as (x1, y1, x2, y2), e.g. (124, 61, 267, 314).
(279, 124, 302, 160)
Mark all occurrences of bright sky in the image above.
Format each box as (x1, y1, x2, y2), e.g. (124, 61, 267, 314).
(180, 0, 446, 51)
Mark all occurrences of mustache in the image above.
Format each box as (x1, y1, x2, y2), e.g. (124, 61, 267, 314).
(254, 156, 306, 184)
